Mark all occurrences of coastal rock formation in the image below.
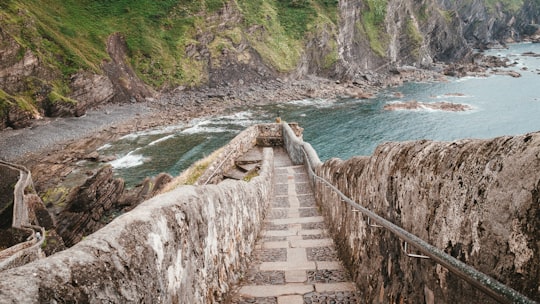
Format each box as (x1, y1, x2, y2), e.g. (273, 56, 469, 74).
(439, 0, 540, 48)
(315, 132, 540, 302)
(2, 1, 540, 129)
(56, 166, 126, 247)
(0, 148, 275, 303)
(55, 165, 172, 247)
(384, 100, 472, 111)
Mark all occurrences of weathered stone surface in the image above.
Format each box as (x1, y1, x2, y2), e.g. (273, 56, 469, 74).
(0, 148, 274, 303)
(56, 165, 125, 247)
(69, 72, 115, 108)
(315, 132, 540, 303)
(383, 100, 472, 112)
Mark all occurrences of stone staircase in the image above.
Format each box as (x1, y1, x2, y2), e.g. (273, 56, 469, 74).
(223, 147, 263, 181)
(226, 147, 360, 303)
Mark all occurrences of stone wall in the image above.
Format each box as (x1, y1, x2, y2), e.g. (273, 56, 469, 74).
(196, 124, 260, 185)
(198, 123, 304, 185)
(282, 123, 320, 167)
(0, 148, 275, 303)
(315, 134, 540, 303)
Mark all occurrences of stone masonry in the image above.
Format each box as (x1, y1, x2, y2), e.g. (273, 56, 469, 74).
(227, 148, 360, 304)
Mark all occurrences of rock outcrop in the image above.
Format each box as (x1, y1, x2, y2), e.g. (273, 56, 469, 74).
(0, 148, 275, 303)
(55, 166, 126, 247)
(383, 100, 472, 111)
(315, 132, 540, 303)
(2, 0, 540, 130)
(55, 166, 171, 247)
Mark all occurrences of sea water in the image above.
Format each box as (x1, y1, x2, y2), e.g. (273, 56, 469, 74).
(98, 43, 540, 187)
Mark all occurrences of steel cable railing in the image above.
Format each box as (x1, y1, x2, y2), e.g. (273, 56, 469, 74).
(299, 148, 536, 304)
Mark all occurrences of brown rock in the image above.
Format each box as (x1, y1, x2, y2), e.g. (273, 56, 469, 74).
(383, 100, 471, 112)
(56, 165, 125, 247)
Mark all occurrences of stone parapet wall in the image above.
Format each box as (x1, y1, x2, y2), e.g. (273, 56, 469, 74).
(196, 125, 260, 185)
(282, 122, 320, 167)
(315, 134, 540, 303)
(0, 148, 275, 303)
(0, 161, 46, 272)
(197, 123, 303, 185)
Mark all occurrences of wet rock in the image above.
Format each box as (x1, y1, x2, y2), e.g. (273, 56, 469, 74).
(117, 173, 173, 212)
(84, 151, 99, 161)
(383, 100, 472, 112)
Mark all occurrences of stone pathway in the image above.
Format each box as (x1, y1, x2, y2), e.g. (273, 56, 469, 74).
(227, 148, 360, 304)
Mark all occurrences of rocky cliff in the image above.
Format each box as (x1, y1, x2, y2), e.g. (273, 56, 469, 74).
(315, 132, 540, 302)
(1, 0, 539, 129)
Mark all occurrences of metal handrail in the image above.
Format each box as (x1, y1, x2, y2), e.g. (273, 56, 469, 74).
(300, 148, 536, 304)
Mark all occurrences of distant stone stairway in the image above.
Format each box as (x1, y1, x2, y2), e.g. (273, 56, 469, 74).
(224, 147, 263, 181)
(226, 147, 360, 304)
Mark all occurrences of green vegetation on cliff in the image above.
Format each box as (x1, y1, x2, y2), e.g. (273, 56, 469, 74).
(2, 0, 337, 88)
(0, 0, 338, 124)
(0, 0, 339, 125)
(359, 0, 389, 57)
(485, 0, 524, 12)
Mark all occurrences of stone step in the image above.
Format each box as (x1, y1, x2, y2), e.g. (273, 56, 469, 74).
(236, 147, 263, 165)
(237, 162, 259, 172)
(223, 167, 246, 180)
(227, 150, 360, 303)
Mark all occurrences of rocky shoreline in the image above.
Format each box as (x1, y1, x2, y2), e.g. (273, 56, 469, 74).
(0, 50, 524, 192)
(0, 50, 531, 253)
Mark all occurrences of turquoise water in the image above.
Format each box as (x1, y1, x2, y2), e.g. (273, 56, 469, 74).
(97, 43, 540, 186)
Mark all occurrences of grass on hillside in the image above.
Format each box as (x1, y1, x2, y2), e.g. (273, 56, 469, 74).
(236, 0, 338, 72)
(484, 0, 524, 13)
(360, 0, 389, 57)
(406, 18, 423, 59)
(0, 0, 340, 123)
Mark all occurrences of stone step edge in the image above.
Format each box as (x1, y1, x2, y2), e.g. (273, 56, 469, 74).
(238, 282, 357, 298)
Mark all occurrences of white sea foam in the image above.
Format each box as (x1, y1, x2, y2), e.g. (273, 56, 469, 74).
(219, 111, 254, 120)
(148, 134, 176, 146)
(432, 93, 472, 99)
(181, 125, 229, 135)
(454, 76, 487, 83)
(212, 111, 262, 127)
(97, 143, 112, 151)
(109, 152, 148, 169)
(289, 98, 335, 108)
(119, 124, 185, 140)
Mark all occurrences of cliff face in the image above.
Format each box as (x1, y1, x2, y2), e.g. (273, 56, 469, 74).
(1, 0, 539, 130)
(438, 0, 540, 48)
(334, 0, 471, 79)
(315, 132, 540, 302)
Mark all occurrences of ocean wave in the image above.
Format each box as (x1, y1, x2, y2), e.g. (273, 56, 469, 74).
(219, 111, 254, 120)
(119, 124, 186, 140)
(215, 112, 262, 127)
(97, 143, 112, 151)
(109, 152, 148, 169)
(181, 125, 229, 135)
(431, 93, 472, 99)
(288, 98, 335, 108)
(148, 134, 176, 146)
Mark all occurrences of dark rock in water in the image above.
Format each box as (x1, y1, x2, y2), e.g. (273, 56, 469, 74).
(384, 100, 471, 112)
(522, 51, 540, 57)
